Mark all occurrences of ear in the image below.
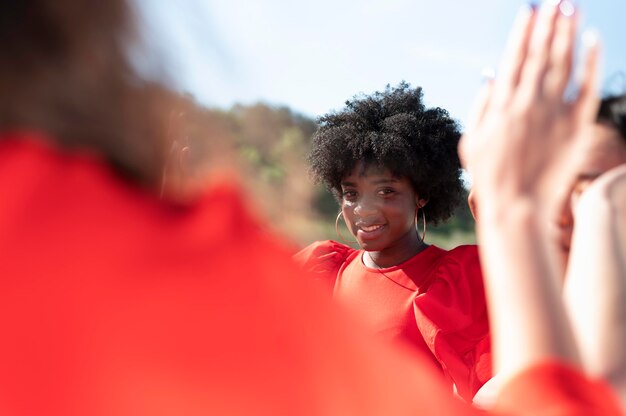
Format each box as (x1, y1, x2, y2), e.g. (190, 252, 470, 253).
(415, 196, 428, 208)
(468, 189, 478, 221)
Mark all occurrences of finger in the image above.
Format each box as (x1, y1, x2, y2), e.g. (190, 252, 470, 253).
(544, 1, 577, 99)
(575, 30, 601, 124)
(459, 77, 493, 173)
(465, 75, 494, 133)
(458, 133, 472, 172)
(518, 0, 562, 93)
(492, 3, 537, 101)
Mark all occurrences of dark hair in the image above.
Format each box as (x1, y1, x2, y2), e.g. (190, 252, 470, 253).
(597, 94, 626, 143)
(308, 82, 464, 225)
(0, 0, 169, 186)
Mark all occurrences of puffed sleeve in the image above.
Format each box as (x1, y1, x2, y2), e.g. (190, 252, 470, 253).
(293, 240, 355, 293)
(412, 245, 492, 403)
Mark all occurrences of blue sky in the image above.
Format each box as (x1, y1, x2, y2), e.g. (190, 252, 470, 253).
(135, 0, 626, 127)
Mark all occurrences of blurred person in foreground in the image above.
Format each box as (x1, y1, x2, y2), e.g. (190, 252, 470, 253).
(460, 0, 626, 412)
(471, 93, 626, 410)
(0, 1, 621, 416)
(558, 92, 626, 408)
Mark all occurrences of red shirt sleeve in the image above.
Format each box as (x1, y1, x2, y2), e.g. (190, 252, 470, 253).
(413, 245, 492, 402)
(293, 240, 355, 292)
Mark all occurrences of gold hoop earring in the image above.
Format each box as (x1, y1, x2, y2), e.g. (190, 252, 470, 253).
(335, 211, 357, 245)
(415, 206, 426, 243)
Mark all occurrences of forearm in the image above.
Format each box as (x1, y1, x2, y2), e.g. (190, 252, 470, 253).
(564, 170, 626, 405)
(477, 198, 579, 377)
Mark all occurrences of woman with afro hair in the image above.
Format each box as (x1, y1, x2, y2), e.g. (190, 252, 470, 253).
(295, 82, 491, 403)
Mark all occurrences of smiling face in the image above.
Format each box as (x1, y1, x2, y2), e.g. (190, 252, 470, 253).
(340, 162, 426, 263)
(554, 122, 626, 268)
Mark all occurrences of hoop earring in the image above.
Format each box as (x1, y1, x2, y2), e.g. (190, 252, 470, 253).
(415, 206, 426, 243)
(335, 211, 357, 245)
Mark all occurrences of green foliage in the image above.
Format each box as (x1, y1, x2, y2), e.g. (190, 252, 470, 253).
(169, 91, 475, 248)
(312, 185, 339, 217)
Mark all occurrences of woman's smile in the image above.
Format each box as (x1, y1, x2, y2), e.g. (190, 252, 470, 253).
(340, 162, 426, 260)
(357, 223, 387, 240)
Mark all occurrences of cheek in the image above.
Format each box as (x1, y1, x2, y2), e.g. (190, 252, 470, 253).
(396, 201, 417, 220)
(404, 211, 417, 230)
(341, 204, 358, 232)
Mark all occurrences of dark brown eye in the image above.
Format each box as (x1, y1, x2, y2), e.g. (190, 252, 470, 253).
(342, 190, 357, 200)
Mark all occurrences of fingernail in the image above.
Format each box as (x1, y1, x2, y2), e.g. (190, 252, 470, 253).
(519, 2, 538, 17)
(548, 0, 562, 7)
(481, 67, 496, 83)
(524, 1, 538, 12)
(582, 28, 599, 48)
(559, 0, 575, 17)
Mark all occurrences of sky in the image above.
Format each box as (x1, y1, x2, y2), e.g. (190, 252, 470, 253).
(135, 0, 626, 127)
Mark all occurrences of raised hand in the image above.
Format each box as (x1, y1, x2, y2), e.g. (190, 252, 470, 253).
(458, 0, 600, 380)
(460, 1, 599, 212)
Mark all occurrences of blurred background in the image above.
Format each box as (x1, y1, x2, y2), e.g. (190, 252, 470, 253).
(132, 0, 626, 249)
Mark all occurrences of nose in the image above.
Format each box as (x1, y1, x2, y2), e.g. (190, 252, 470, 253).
(353, 194, 378, 218)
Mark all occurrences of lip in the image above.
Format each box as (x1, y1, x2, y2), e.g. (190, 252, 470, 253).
(356, 223, 387, 241)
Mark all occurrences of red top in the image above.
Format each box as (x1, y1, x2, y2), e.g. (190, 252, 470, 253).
(0, 132, 621, 415)
(295, 240, 491, 401)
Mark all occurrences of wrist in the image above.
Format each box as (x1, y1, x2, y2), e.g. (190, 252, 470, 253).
(476, 196, 543, 228)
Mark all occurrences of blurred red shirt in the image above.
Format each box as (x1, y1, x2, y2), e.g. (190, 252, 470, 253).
(0, 132, 620, 415)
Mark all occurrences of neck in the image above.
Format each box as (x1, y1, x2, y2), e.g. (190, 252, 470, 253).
(364, 231, 428, 268)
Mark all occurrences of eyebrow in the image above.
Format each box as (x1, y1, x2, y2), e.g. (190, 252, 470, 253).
(576, 172, 601, 181)
(340, 178, 400, 187)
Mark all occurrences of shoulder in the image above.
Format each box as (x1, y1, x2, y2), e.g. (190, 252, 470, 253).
(440, 244, 480, 264)
(293, 240, 357, 275)
(415, 245, 487, 323)
(432, 245, 482, 284)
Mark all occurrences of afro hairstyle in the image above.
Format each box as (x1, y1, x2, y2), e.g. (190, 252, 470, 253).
(308, 82, 465, 225)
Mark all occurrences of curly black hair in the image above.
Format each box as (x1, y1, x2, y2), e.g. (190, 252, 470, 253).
(308, 82, 464, 225)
